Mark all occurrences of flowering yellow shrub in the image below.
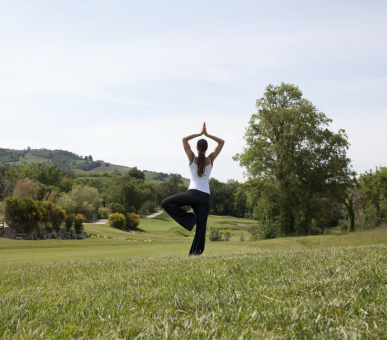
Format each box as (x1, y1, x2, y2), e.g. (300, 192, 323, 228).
(74, 214, 86, 233)
(5, 197, 66, 233)
(5, 197, 40, 233)
(108, 213, 126, 229)
(223, 229, 232, 241)
(126, 212, 140, 229)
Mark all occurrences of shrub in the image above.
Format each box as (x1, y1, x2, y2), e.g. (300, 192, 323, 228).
(38, 201, 52, 229)
(248, 225, 260, 240)
(50, 204, 66, 231)
(249, 222, 278, 240)
(65, 213, 75, 231)
(309, 226, 323, 235)
(38, 201, 66, 231)
(239, 232, 245, 242)
(126, 212, 140, 229)
(5, 197, 40, 233)
(208, 226, 222, 241)
(74, 214, 86, 233)
(108, 213, 126, 229)
(223, 229, 232, 241)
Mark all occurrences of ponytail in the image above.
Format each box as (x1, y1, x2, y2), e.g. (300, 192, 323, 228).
(197, 150, 206, 177)
(196, 139, 208, 177)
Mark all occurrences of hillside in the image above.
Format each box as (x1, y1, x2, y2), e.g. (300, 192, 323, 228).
(0, 147, 176, 183)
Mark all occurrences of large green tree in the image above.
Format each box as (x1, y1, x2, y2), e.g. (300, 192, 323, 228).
(105, 174, 155, 213)
(155, 174, 186, 204)
(209, 179, 246, 217)
(234, 83, 354, 236)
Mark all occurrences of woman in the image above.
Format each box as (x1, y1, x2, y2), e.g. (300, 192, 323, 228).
(161, 122, 224, 255)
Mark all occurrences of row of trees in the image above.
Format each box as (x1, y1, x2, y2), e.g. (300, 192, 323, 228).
(0, 163, 191, 229)
(0, 160, 248, 226)
(234, 82, 386, 238)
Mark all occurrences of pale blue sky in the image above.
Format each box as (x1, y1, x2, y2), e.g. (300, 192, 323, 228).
(1, 0, 386, 182)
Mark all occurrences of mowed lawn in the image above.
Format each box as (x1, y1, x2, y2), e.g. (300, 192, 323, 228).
(0, 213, 261, 264)
(0, 214, 386, 338)
(0, 212, 386, 264)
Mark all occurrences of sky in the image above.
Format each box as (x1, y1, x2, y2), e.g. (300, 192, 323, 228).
(1, 0, 386, 182)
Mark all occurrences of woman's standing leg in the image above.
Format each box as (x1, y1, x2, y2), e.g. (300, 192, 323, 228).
(189, 194, 210, 255)
(161, 191, 196, 231)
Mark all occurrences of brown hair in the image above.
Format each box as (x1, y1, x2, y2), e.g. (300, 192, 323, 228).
(197, 139, 208, 177)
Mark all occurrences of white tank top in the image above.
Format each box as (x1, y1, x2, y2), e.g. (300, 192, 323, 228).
(188, 157, 212, 194)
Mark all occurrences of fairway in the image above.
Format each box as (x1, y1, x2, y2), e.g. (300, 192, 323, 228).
(1, 212, 386, 264)
(0, 213, 260, 264)
(1, 214, 387, 338)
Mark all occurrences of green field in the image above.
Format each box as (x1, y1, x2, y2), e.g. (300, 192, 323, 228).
(1, 214, 386, 338)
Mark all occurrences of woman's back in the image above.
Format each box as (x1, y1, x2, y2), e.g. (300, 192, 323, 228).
(188, 157, 212, 194)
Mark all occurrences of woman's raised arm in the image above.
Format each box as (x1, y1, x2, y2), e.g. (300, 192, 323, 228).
(202, 123, 225, 162)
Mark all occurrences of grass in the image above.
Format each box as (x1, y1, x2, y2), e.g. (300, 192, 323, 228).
(0, 214, 386, 338)
(1, 213, 387, 264)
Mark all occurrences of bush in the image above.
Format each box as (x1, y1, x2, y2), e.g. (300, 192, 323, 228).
(50, 205, 66, 231)
(223, 229, 232, 241)
(248, 225, 260, 240)
(38, 201, 66, 231)
(126, 212, 140, 229)
(6, 197, 66, 233)
(239, 232, 245, 242)
(249, 222, 278, 240)
(5, 197, 40, 233)
(65, 213, 75, 231)
(108, 213, 126, 229)
(74, 214, 86, 233)
(309, 226, 323, 235)
(208, 226, 222, 241)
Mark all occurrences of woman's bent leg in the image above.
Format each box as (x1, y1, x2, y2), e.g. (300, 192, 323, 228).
(161, 192, 196, 231)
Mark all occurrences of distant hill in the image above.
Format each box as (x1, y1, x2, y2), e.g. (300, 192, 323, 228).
(0, 147, 179, 183)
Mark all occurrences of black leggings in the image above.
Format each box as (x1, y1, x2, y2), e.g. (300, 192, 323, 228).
(161, 189, 210, 256)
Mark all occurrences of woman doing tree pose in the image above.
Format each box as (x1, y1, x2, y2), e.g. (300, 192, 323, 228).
(161, 122, 225, 255)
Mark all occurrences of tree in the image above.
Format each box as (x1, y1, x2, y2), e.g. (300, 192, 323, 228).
(21, 163, 65, 187)
(105, 175, 155, 213)
(233, 186, 248, 218)
(156, 174, 186, 204)
(13, 178, 39, 199)
(0, 166, 20, 199)
(234, 83, 354, 236)
(128, 167, 145, 181)
(58, 185, 102, 220)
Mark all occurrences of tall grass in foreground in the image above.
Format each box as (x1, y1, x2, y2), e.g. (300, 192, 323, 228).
(0, 245, 386, 339)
